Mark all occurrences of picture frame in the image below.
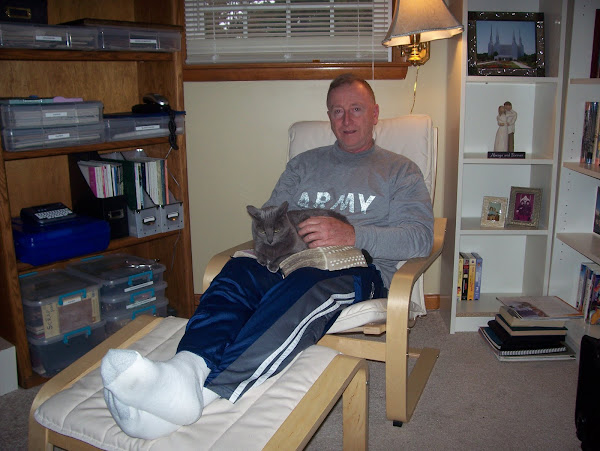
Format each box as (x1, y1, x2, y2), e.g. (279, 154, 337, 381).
(590, 9, 600, 78)
(467, 11, 545, 77)
(506, 186, 542, 228)
(480, 196, 508, 228)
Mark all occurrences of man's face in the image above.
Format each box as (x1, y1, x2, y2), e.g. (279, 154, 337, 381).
(327, 82, 379, 153)
(504, 104, 512, 112)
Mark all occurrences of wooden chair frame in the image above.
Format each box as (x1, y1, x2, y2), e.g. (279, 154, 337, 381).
(29, 316, 370, 450)
(202, 217, 446, 425)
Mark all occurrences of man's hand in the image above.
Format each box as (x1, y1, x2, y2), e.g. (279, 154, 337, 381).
(297, 217, 355, 248)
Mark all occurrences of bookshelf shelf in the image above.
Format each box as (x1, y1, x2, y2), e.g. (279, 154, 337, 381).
(460, 217, 549, 235)
(2, 137, 171, 161)
(463, 155, 554, 164)
(570, 78, 600, 85)
(563, 162, 600, 180)
(556, 233, 600, 266)
(0, 0, 195, 389)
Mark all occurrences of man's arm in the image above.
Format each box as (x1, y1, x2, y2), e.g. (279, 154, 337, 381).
(354, 160, 433, 262)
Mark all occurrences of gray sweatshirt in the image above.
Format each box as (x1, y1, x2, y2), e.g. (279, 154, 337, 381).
(264, 142, 434, 288)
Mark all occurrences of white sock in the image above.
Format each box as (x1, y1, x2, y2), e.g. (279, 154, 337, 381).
(103, 388, 180, 439)
(103, 386, 221, 440)
(101, 349, 211, 426)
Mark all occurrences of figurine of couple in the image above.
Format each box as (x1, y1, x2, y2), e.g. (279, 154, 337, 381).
(494, 101, 517, 152)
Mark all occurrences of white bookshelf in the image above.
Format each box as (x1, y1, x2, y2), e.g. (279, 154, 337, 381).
(548, 0, 600, 352)
(446, 0, 569, 333)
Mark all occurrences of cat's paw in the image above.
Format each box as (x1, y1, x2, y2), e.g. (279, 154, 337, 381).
(267, 262, 280, 273)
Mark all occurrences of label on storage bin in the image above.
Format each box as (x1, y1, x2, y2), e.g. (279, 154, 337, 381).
(127, 295, 157, 309)
(36, 35, 62, 42)
(130, 38, 157, 45)
(60, 292, 83, 306)
(136, 125, 160, 131)
(45, 112, 68, 118)
(48, 133, 70, 140)
(124, 281, 153, 292)
(39, 303, 60, 339)
(31, 289, 101, 340)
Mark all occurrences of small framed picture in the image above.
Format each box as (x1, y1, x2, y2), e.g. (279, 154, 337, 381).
(467, 11, 545, 77)
(480, 196, 508, 228)
(506, 186, 542, 228)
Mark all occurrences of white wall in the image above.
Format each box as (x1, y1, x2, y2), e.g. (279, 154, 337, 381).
(183, 40, 450, 295)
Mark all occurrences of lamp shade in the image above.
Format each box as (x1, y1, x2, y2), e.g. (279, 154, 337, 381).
(382, 0, 463, 47)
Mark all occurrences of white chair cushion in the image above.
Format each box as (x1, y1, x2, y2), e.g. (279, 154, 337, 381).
(34, 316, 339, 451)
(326, 298, 387, 334)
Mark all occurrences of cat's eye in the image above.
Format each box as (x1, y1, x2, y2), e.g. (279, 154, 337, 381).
(274, 228, 280, 233)
(257, 228, 265, 234)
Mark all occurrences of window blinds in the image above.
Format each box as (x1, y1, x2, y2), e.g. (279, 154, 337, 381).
(184, 0, 391, 64)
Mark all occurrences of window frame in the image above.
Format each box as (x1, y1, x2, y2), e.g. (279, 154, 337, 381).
(182, 0, 409, 81)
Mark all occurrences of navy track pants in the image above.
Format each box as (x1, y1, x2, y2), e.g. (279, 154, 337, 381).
(177, 257, 385, 401)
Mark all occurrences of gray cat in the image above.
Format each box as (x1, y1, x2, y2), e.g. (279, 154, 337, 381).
(246, 201, 349, 272)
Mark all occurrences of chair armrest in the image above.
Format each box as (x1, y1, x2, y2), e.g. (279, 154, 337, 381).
(265, 354, 369, 451)
(202, 240, 254, 292)
(385, 217, 446, 345)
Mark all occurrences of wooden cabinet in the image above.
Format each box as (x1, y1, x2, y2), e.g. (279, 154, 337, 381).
(445, 0, 569, 332)
(548, 0, 600, 352)
(0, 0, 195, 388)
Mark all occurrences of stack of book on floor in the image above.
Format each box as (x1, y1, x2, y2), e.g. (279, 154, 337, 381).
(479, 296, 582, 361)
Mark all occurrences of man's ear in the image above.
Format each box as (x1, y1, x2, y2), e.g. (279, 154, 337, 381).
(372, 104, 380, 125)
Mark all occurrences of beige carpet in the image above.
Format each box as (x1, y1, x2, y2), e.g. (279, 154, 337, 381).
(0, 311, 582, 450)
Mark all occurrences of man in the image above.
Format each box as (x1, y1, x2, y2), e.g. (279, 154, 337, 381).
(100, 74, 434, 439)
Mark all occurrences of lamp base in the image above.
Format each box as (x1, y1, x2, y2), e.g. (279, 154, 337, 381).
(401, 41, 430, 66)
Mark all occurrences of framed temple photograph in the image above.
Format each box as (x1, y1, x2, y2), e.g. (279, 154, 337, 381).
(480, 196, 508, 228)
(506, 186, 542, 228)
(467, 11, 545, 77)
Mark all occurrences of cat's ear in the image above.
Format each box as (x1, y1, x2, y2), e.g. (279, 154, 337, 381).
(278, 201, 289, 214)
(247, 205, 260, 218)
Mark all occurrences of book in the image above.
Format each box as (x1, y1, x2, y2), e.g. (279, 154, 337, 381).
(460, 252, 469, 301)
(479, 326, 567, 355)
(586, 269, 600, 324)
(595, 188, 600, 235)
(498, 305, 566, 329)
(494, 314, 567, 337)
(576, 262, 593, 311)
(496, 295, 583, 320)
(232, 245, 368, 277)
(581, 101, 599, 164)
(471, 252, 483, 300)
(456, 253, 464, 301)
(466, 253, 476, 300)
(77, 160, 124, 199)
(487, 320, 566, 347)
(479, 328, 575, 361)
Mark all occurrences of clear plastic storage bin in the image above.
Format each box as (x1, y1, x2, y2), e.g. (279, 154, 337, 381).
(1, 122, 105, 151)
(66, 253, 166, 298)
(100, 280, 167, 314)
(97, 25, 181, 52)
(103, 297, 168, 336)
(0, 22, 98, 50)
(28, 320, 106, 377)
(104, 112, 184, 142)
(0, 101, 103, 129)
(19, 269, 102, 339)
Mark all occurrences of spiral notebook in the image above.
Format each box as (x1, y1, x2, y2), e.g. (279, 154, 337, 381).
(479, 326, 575, 361)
